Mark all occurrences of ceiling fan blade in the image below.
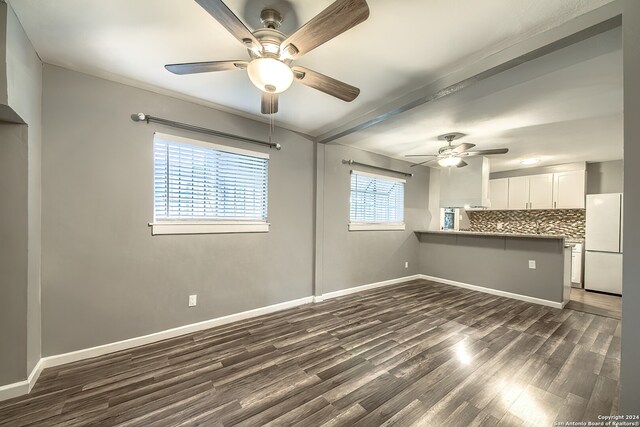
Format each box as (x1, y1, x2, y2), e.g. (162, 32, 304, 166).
(410, 158, 438, 168)
(462, 148, 509, 156)
(194, 0, 262, 52)
(261, 92, 279, 115)
(456, 160, 469, 168)
(292, 66, 360, 102)
(452, 143, 476, 154)
(280, 0, 369, 59)
(165, 60, 248, 75)
(404, 154, 438, 158)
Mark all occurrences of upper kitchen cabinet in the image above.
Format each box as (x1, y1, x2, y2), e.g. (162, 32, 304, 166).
(506, 174, 553, 210)
(507, 176, 529, 210)
(529, 173, 554, 209)
(553, 170, 586, 209)
(490, 169, 585, 210)
(488, 178, 509, 210)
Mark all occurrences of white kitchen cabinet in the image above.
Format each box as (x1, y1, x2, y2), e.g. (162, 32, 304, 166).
(488, 178, 509, 210)
(571, 244, 583, 285)
(553, 170, 586, 209)
(507, 176, 529, 210)
(528, 173, 554, 209)
(492, 169, 585, 211)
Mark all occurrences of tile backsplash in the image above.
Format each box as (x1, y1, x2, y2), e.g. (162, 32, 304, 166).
(466, 209, 585, 239)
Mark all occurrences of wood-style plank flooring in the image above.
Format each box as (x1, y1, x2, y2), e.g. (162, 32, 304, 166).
(0, 280, 620, 426)
(567, 288, 622, 319)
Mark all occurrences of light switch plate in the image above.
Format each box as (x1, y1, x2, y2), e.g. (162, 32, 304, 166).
(188, 295, 197, 307)
(528, 260, 536, 269)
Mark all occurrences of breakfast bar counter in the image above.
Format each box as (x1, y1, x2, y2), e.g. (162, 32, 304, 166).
(415, 230, 572, 308)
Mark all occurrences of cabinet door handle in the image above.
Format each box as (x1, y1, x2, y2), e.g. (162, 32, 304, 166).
(554, 201, 557, 209)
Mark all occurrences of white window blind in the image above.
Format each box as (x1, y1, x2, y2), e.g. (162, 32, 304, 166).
(350, 171, 405, 226)
(153, 133, 268, 223)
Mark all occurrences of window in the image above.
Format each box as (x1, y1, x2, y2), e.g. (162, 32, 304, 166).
(151, 133, 269, 235)
(349, 170, 405, 231)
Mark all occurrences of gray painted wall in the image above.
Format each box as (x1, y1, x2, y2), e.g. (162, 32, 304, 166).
(0, 123, 28, 384)
(586, 160, 623, 194)
(41, 65, 314, 356)
(5, 1, 42, 375)
(418, 233, 565, 303)
(320, 144, 430, 294)
(621, 0, 640, 412)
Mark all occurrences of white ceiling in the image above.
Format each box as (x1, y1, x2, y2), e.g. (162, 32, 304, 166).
(9, 0, 615, 140)
(337, 27, 623, 171)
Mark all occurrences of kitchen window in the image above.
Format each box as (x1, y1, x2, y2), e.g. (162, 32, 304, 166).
(349, 170, 405, 231)
(150, 132, 269, 235)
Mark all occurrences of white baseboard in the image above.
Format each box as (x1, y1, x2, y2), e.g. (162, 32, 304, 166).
(418, 274, 563, 309)
(0, 378, 28, 402)
(0, 295, 313, 402)
(0, 358, 44, 402)
(0, 273, 563, 403)
(322, 274, 423, 300)
(41, 296, 314, 370)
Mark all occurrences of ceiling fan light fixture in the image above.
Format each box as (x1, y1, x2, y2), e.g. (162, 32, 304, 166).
(438, 156, 462, 167)
(247, 58, 293, 94)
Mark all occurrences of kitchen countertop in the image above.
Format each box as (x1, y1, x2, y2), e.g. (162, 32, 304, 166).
(414, 230, 567, 240)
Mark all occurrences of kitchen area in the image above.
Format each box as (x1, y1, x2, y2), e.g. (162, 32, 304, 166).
(420, 157, 623, 318)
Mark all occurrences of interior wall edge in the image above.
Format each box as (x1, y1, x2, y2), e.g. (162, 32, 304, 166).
(620, 0, 640, 412)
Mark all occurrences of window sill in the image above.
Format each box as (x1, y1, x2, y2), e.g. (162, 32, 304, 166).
(348, 223, 406, 231)
(149, 221, 270, 235)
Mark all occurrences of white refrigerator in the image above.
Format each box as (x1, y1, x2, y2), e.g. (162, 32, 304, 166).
(585, 193, 623, 295)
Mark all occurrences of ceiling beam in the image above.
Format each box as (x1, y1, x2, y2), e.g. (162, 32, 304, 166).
(316, 1, 622, 144)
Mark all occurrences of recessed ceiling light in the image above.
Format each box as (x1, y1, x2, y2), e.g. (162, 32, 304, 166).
(520, 158, 541, 165)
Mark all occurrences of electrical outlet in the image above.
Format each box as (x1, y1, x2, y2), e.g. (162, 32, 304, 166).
(188, 295, 197, 307)
(528, 260, 536, 269)
(404, 261, 409, 269)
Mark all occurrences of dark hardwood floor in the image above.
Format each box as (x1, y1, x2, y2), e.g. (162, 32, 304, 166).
(566, 288, 622, 319)
(0, 279, 620, 426)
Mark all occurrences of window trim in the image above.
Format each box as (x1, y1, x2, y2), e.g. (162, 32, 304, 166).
(348, 223, 406, 231)
(349, 169, 406, 232)
(149, 221, 270, 235)
(152, 132, 270, 235)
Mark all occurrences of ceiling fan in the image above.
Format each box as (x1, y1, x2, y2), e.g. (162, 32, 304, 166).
(406, 133, 509, 168)
(165, 0, 369, 114)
